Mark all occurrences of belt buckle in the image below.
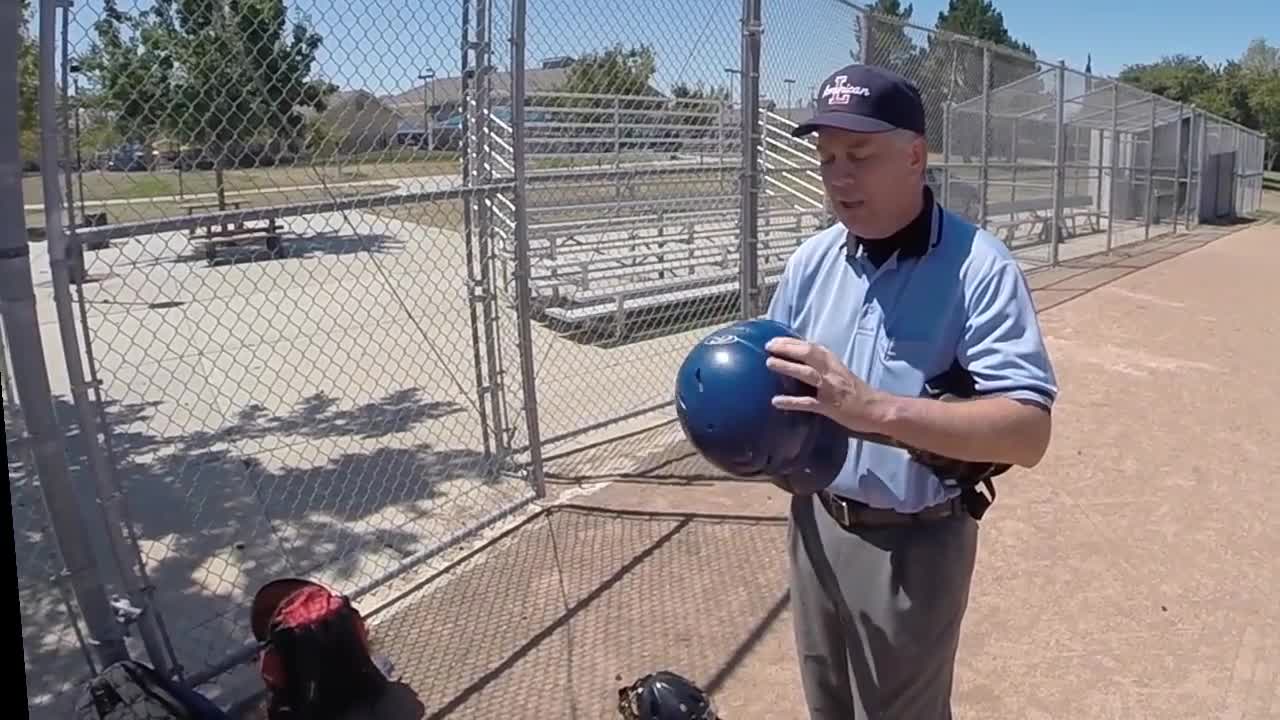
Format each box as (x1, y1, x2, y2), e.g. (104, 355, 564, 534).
(825, 493, 855, 527)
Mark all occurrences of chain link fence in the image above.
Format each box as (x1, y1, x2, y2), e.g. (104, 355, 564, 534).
(8, 0, 1269, 716)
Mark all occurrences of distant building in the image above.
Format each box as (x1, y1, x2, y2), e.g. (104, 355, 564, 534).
(309, 89, 405, 154)
(382, 63, 578, 148)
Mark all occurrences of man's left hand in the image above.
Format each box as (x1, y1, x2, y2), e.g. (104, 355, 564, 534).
(764, 337, 891, 434)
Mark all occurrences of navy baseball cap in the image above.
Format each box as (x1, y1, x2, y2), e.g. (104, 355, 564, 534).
(791, 64, 926, 137)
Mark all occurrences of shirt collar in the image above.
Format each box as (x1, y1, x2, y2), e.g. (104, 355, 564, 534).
(845, 184, 937, 264)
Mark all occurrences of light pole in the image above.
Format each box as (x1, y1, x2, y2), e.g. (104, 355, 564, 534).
(419, 69, 436, 152)
(723, 67, 741, 108)
(783, 78, 795, 119)
(68, 61, 87, 221)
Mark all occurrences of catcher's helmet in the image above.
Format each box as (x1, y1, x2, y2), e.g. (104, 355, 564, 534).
(617, 671, 717, 720)
(674, 318, 848, 495)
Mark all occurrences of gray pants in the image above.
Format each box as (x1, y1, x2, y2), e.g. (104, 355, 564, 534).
(788, 493, 979, 719)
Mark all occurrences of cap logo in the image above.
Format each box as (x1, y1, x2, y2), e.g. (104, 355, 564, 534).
(822, 75, 870, 106)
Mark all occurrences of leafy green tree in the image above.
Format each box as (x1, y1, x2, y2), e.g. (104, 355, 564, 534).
(1118, 55, 1222, 106)
(1241, 37, 1280, 76)
(79, 0, 333, 207)
(1242, 67, 1280, 170)
(932, 0, 1040, 100)
(17, 0, 39, 168)
(561, 44, 657, 100)
(858, 0, 927, 79)
(1239, 40, 1280, 170)
(670, 82, 728, 128)
(935, 0, 1034, 56)
(1120, 48, 1280, 171)
(538, 43, 661, 145)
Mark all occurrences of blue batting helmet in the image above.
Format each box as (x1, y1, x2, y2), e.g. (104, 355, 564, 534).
(673, 318, 849, 495)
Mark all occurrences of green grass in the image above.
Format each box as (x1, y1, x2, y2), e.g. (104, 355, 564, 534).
(21, 152, 715, 207)
(25, 183, 400, 232)
(22, 159, 457, 206)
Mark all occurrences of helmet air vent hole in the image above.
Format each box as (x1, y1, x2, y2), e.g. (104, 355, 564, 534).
(694, 368, 704, 392)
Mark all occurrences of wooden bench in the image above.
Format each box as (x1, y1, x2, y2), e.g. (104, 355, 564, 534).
(985, 194, 1098, 248)
(180, 199, 284, 263)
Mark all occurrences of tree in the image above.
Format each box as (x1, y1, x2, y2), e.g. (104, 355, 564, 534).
(79, 0, 333, 207)
(1120, 48, 1280, 171)
(858, 0, 927, 79)
(1118, 55, 1222, 106)
(1241, 37, 1280, 76)
(934, 0, 1034, 55)
(932, 0, 1039, 97)
(17, 0, 39, 168)
(561, 44, 657, 99)
(1248, 72, 1280, 170)
(1240, 39, 1280, 170)
(670, 82, 728, 127)
(911, 0, 1044, 164)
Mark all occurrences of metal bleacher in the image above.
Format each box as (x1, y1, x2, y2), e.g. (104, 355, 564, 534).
(482, 98, 1114, 343)
(486, 101, 831, 343)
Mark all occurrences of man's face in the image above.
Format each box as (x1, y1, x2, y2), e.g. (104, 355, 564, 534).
(815, 127, 926, 238)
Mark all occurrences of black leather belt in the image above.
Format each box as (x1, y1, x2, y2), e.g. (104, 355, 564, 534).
(818, 491, 963, 529)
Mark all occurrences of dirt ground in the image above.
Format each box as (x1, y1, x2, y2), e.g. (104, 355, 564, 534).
(241, 209, 1280, 719)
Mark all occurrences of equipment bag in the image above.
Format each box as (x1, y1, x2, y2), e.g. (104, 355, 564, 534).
(74, 659, 228, 720)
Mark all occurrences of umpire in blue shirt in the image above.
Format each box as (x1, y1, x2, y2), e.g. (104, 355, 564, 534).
(763, 64, 1058, 718)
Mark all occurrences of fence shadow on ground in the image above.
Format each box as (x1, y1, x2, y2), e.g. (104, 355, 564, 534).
(12, 385, 509, 718)
(348, 503, 791, 720)
(542, 428, 736, 489)
(1023, 219, 1262, 313)
(151, 229, 407, 267)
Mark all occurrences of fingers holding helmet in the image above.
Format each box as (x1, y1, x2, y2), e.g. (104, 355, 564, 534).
(764, 336, 888, 435)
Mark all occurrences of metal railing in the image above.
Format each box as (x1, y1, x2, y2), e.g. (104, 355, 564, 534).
(7, 0, 1268, 715)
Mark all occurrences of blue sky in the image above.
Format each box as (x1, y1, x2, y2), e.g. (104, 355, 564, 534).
(54, 0, 1276, 102)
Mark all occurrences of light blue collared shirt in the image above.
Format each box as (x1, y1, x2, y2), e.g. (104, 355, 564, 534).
(765, 199, 1058, 512)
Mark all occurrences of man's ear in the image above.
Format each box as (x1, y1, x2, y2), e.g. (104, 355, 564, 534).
(910, 134, 928, 172)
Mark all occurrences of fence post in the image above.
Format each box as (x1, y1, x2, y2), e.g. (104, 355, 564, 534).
(40, 0, 181, 676)
(1172, 102, 1185, 233)
(1184, 109, 1193, 229)
(979, 46, 990, 228)
(58, 0, 77, 233)
(1106, 82, 1117, 252)
(1050, 60, 1065, 266)
(941, 99, 951, 208)
(1144, 98, 1156, 240)
(859, 7, 872, 64)
(1194, 110, 1207, 225)
(458, 0, 493, 461)
(508, 0, 545, 498)
(613, 97, 621, 169)
(2, 0, 130, 670)
(738, 0, 762, 318)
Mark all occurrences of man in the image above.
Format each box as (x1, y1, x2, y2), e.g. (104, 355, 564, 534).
(762, 64, 1058, 718)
